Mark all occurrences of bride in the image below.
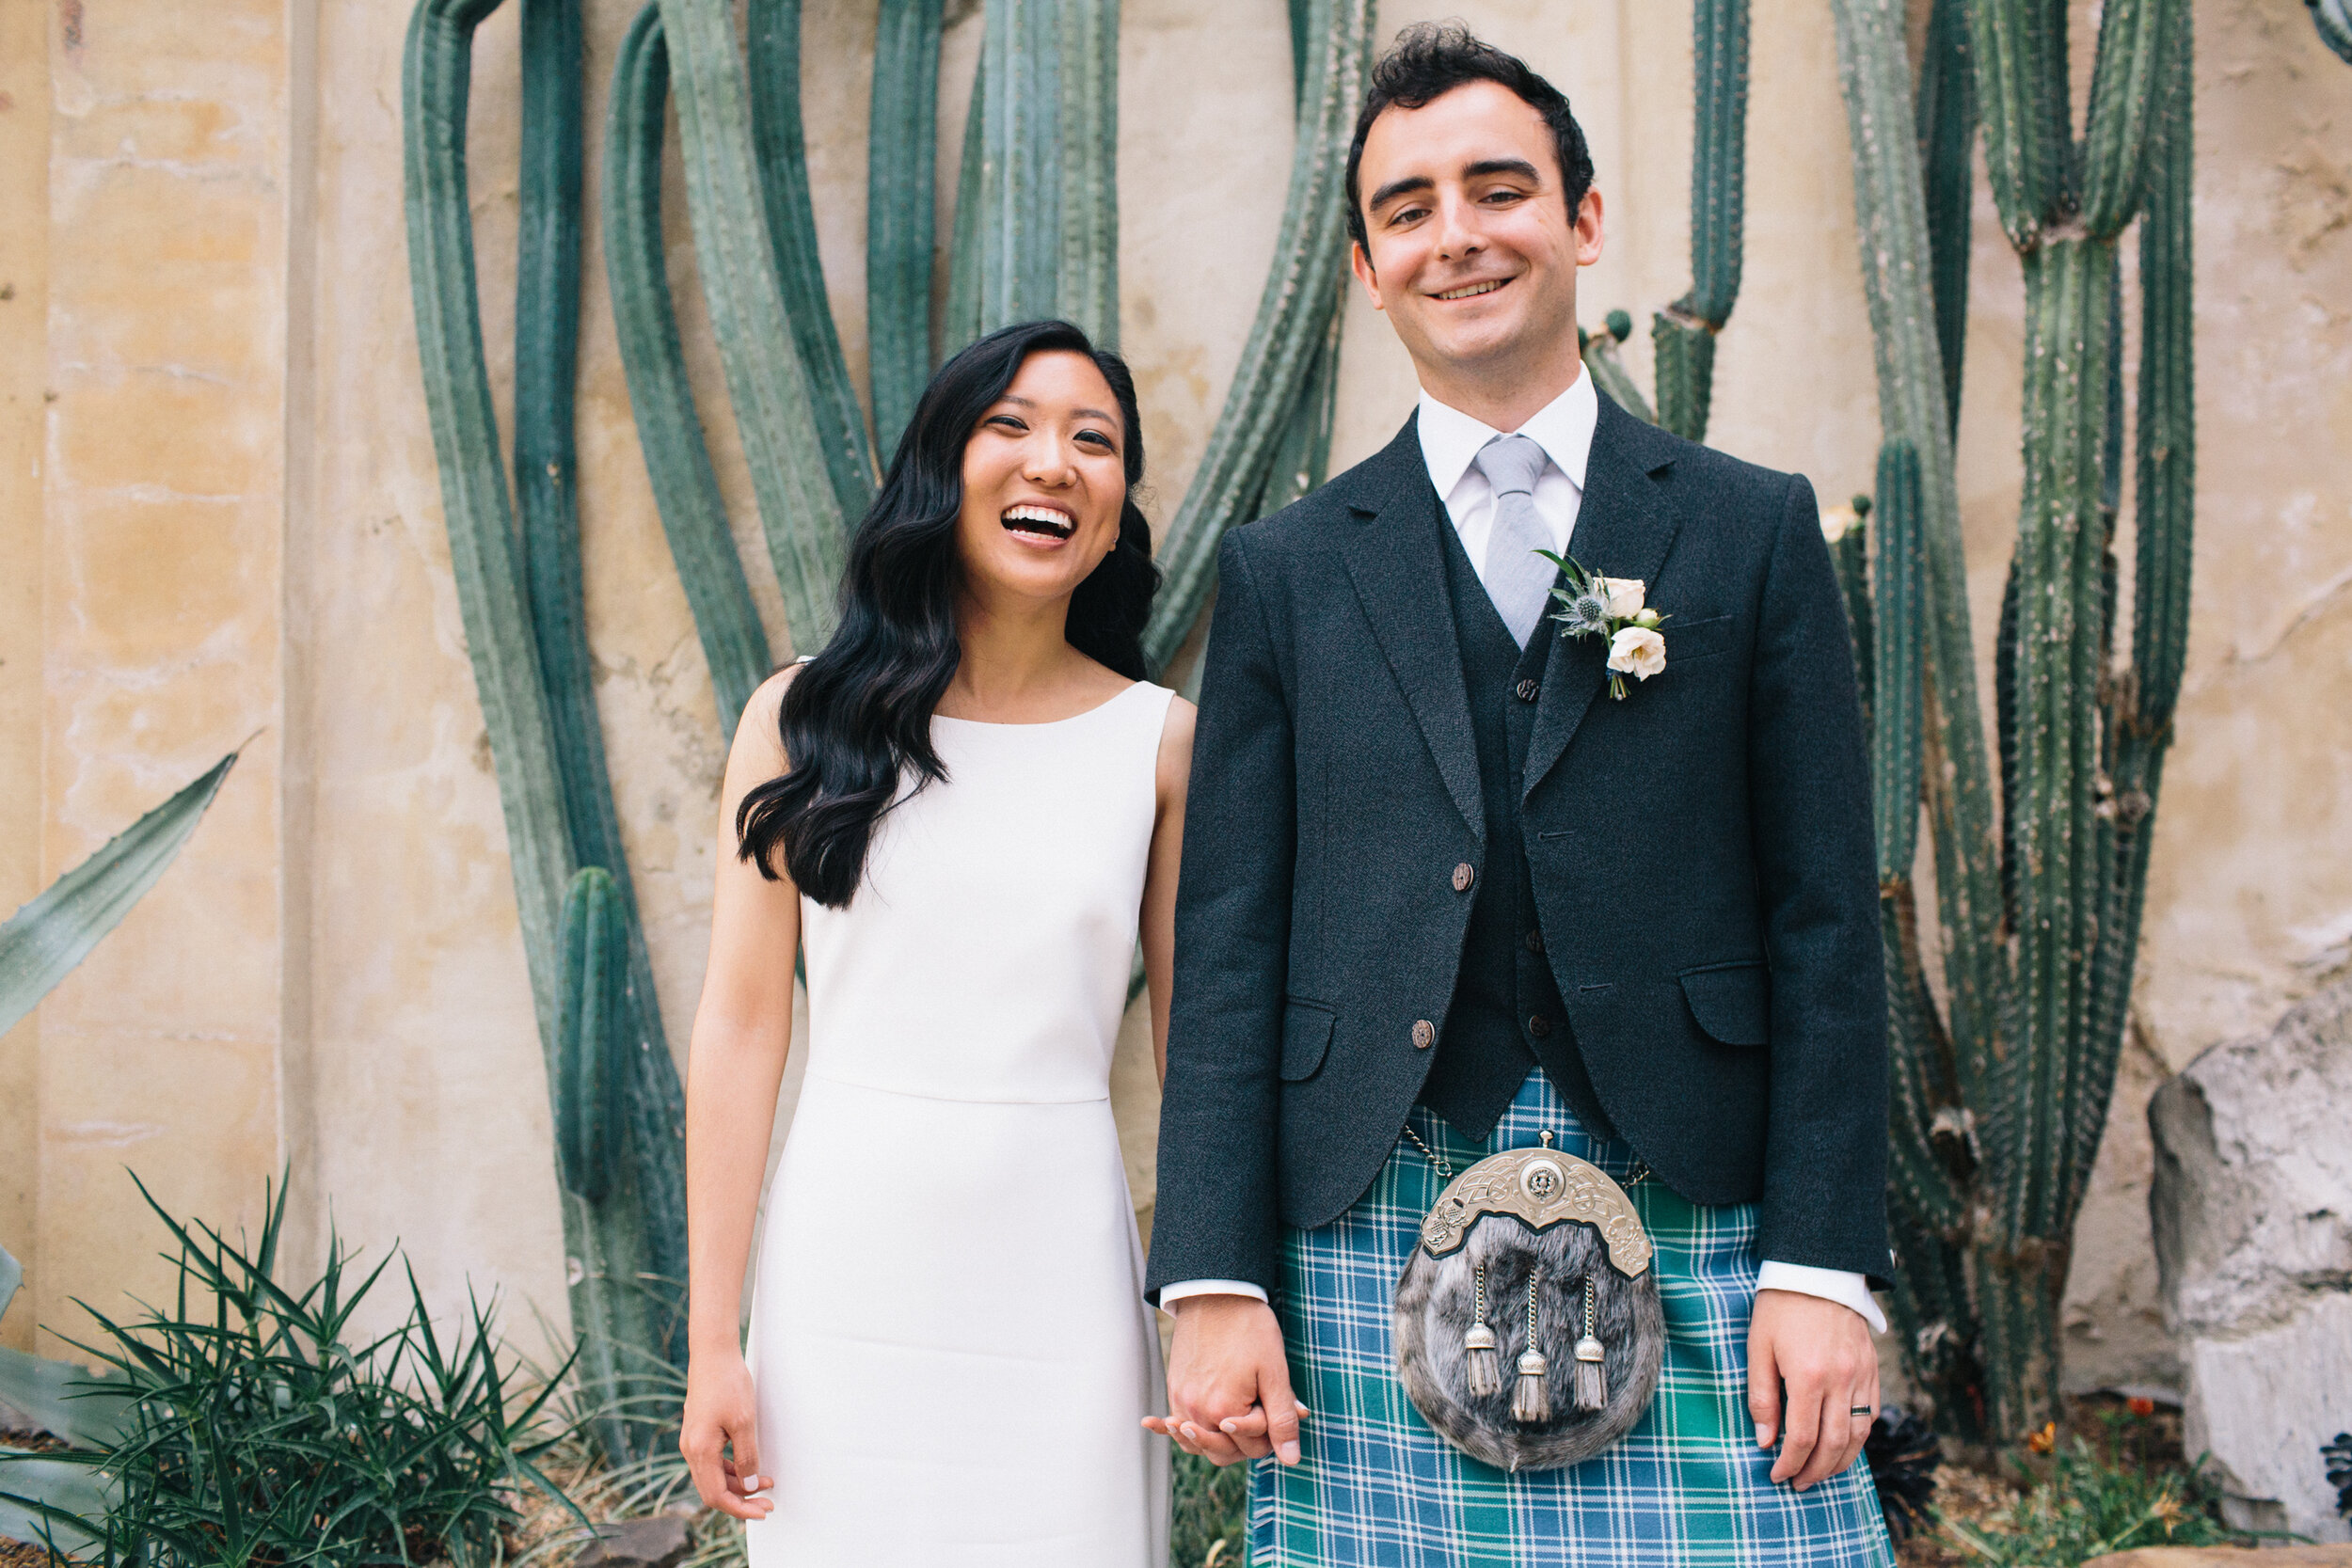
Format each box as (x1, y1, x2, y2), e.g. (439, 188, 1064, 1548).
(677, 319, 1185, 1565)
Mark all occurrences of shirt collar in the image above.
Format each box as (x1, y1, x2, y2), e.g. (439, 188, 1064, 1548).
(1415, 364, 1598, 500)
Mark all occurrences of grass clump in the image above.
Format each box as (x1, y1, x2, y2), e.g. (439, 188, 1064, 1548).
(1171, 1447, 1249, 1567)
(1940, 1405, 2250, 1566)
(0, 1172, 579, 1566)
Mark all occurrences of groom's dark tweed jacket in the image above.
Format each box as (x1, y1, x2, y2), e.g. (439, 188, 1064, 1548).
(1148, 394, 1890, 1296)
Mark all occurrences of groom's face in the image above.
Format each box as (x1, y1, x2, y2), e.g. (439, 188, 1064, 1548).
(1350, 81, 1602, 388)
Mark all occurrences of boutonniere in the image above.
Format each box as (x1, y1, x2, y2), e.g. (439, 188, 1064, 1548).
(1534, 550, 1669, 701)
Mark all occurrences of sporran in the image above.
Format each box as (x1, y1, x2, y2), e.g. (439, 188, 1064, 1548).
(1392, 1128, 1665, 1472)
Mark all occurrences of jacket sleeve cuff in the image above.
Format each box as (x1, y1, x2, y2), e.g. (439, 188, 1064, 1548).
(1756, 1260, 1887, 1334)
(1155, 1278, 1270, 1316)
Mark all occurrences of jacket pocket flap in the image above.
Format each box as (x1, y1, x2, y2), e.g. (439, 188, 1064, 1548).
(1663, 612, 1735, 663)
(1678, 961, 1770, 1046)
(1280, 1000, 1336, 1081)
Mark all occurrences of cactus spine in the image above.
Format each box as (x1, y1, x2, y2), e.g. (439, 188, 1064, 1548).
(404, 0, 684, 1461)
(1829, 0, 2193, 1440)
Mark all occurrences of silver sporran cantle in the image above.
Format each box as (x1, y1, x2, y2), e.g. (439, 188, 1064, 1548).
(1393, 1131, 1665, 1472)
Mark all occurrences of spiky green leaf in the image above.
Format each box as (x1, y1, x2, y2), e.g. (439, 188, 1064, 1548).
(0, 752, 238, 1039)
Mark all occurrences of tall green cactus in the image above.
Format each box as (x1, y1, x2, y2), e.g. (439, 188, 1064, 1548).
(552, 865, 644, 1461)
(403, 0, 685, 1462)
(747, 0, 880, 516)
(868, 0, 946, 456)
(605, 4, 772, 737)
(1828, 0, 2195, 1440)
(946, 0, 1121, 350)
(660, 0, 850, 650)
(1648, 0, 1748, 442)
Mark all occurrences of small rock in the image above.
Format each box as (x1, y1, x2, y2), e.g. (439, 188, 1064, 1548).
(573, 1514, 692, 1568)
(2081, 1550, 2352, 1567)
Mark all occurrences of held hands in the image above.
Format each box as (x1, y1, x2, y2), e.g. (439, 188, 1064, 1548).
(1747, 1288, 1880, 1491)
(1142, 1294, 1309, 1467)
(681, 1349, 774, 1522)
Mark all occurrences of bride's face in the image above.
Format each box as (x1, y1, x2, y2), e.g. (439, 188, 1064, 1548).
(955, 350, 1128, 610)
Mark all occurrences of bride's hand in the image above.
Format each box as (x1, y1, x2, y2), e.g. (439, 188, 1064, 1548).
(681, 1350, 772, 1520)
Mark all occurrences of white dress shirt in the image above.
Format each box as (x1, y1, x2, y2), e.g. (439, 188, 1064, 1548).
(1161, 368, 1885, 1335)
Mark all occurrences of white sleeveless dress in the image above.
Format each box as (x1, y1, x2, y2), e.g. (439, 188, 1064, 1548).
(745, 681, 1173, 1567)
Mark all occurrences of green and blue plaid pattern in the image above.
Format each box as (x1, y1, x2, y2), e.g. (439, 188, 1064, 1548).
(1248, 1069, 1896, 1567)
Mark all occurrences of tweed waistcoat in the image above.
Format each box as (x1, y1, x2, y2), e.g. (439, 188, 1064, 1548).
(1419, 513, 1615, 1140)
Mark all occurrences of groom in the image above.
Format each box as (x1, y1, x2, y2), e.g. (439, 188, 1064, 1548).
(1149, 24, 1894, 1562)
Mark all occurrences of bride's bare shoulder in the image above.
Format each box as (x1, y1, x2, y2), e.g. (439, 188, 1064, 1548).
(1155, 691, 1197, 788)
(730, 662, 803, 777)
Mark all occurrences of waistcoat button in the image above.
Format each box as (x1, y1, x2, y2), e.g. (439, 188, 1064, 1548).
(1452, 863, 1475, 893)
(1528, 1013, 1551, 1038)
(1525, 927, 1545, 954)
(1516, 678, 1540, 703)
(1411, 1019, 1437, 1049)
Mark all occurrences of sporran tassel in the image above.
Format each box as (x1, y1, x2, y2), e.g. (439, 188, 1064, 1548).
(1511, 1273, 1550, 1423)
(1571, 1275, 1608, 1413)
(1464, 1263, 1503, 1398)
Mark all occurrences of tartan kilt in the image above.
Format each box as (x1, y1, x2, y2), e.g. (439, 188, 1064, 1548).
(1248, 1069, 1896, 1568)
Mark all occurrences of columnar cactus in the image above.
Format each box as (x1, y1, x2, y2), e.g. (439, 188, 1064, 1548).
(746, 0, 880, 516)
(945, 0, 1122, 351)
(657, 0, 850, 649)
(1827, 0, 2195, 1440)
(552, 865, 659, 1463)
(1580, 0, 1747, 445)
(604, 5, 771, 737)
(403, 0, 686, 1461)
(1649, 0, 1748, 442)
(868, 0, 946, 455)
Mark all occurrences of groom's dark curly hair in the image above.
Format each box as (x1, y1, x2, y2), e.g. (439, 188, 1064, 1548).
(1344, 22, 1597, 259)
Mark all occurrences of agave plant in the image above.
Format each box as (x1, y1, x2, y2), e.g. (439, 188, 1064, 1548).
(0, 1173, 581, 1566)
(0, 750, 240, 1042)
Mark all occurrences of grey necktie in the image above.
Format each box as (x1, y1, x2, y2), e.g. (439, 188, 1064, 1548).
(1470, 434, 1555, 647)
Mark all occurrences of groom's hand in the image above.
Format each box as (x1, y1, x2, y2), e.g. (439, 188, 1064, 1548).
(1152, 1294, 1305, 1468)
(1747, 1288, 1879, 1491)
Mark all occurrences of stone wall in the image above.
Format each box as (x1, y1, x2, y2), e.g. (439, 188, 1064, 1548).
(2, 0, 2348, 1415)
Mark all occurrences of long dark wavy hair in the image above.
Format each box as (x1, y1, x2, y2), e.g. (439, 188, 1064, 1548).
(736, 319, 1160, 908)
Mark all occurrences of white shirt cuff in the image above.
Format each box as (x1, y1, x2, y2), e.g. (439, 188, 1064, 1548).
(1163, 1270, 1883, 1332)
(1155, 1278, 1269, 1315)
(1756, 1260, 1887, 1334)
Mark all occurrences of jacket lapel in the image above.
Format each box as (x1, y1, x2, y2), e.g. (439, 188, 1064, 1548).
(1337, 418, 1486, 844)
(1523, 395, 1684, 798)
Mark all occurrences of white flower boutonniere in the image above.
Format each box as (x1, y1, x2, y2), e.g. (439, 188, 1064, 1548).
(1535, 550, 1670, 701)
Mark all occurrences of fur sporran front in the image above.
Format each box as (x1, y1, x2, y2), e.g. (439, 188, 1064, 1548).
(1394, 1133, 1665, 1472)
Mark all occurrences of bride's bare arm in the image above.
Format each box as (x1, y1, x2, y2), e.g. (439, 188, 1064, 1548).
(1142, 695, 1197, 1085)
(681, 667, 803, 1520)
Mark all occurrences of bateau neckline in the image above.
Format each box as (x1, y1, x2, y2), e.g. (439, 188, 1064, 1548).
(932, 680, 1155, 730)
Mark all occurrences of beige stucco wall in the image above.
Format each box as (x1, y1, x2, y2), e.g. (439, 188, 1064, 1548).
(3, 0, 2346, 1404)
